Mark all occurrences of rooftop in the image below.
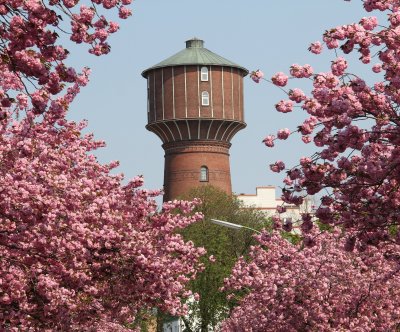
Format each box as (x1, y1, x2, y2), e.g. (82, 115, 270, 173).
(142, 38, 249, 77)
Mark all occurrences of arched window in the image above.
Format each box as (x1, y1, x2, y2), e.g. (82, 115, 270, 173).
(201, 91, 209, 106)
(200, 166, 208, 182)
(201, 66, 209, 81)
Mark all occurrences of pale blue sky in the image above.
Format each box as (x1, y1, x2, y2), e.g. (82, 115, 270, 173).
(66, 0, 375, 197)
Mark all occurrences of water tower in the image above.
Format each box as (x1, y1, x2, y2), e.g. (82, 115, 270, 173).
(142, 38, 248, 201)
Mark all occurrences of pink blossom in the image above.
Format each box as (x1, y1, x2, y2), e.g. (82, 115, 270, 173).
(118, 6, 132, 19)
(250, 69, 264, 83)
(389, 11, 400, 26)
(374, 81, 385, 92)
(331, 57, 348, 76)
(277, 128, 290, 140)
(360, 16, 378, 30)
(271, 72, 288, 87)
(16, 94, 28, 109)
(270, 160, 285, 173)
(102, 0, 118, 9)
(361, 54, 371, 63)
(283, 176, 293, 185)
(302, 64, 314, 78)
(108, 21, 120, 33)
(288, 88, 306, 102)
(309, 41, 323, 54)
(276, 205, 286, 213)
(290, 64, 314, 78)
(372, 63, 382, 73)
(63, 0, 78, 8)
(262, 135, 275, 147)
(323, 35, 340, 49)
(275, 100, 294, 113)
(79, 5, 95, 22)
(94, 28, 109, 42)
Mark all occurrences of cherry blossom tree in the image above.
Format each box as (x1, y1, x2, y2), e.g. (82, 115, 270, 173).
(221, 229, 400, 331)
(0, 0, 207, 330)
(252, 0, 400, 248)
(221, 1, 400, 330)
(0, 108, 205, 330)
(0, 0, 132, 117)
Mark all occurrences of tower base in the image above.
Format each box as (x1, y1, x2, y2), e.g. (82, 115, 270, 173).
(162, 140, 232, 201)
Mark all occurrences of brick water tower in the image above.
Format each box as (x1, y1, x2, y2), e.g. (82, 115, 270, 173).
(142, 38, 248, 201)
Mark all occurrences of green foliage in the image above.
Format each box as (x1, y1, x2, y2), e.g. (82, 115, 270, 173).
(389, 224, 398, 237)
(280, 230, 301, 245)
(178, 186, 267, 332)
(316, 220, 334, 232)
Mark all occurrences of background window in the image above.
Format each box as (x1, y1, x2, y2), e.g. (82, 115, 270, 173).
(201, 66, 209, 81)
(201, 91, 209, 106)
(200, 166, 208, 182)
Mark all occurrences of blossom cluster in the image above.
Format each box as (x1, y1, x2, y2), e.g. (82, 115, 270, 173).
(0, 0, 132, 117)
(221, 230, 400, 331)
(250, 70, 264, 83)
(0, 0, 208, 330)
(0, 110, 205, 330)
(258, 0, 400, 247)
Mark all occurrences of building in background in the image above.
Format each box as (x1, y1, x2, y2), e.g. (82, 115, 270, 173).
(237, 186, 314, 221)
(142, 38, 248, 201)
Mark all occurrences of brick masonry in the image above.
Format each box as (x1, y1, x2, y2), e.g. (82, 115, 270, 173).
(162, 140, 232, 200)
(144, 61, 246, 201)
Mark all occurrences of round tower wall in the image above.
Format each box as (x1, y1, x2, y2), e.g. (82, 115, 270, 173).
(162, 141, 232, 201)
(146, 65, 245, 125)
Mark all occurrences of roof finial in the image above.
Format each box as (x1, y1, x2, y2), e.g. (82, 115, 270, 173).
(186, 38, 204, 48)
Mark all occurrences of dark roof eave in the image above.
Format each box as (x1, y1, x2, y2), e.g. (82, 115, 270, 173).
(142, 64, 249, 78)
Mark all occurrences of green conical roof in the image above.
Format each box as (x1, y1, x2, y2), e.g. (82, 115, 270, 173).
(142, 38, 248, 77)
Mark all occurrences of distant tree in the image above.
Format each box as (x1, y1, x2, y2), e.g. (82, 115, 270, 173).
(177, 186, 267, 332)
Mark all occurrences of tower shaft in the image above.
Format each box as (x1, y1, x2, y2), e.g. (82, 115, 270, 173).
(163, 141, 231, 201)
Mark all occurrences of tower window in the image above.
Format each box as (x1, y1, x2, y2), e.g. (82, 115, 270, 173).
(201, 91, 209, 106)
(200, 166, 209, 182)
(201, 66, 209, 81)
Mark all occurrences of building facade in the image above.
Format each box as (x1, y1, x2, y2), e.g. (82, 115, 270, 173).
(142, 38, 248, 201)
(237, 186, 314, 222)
